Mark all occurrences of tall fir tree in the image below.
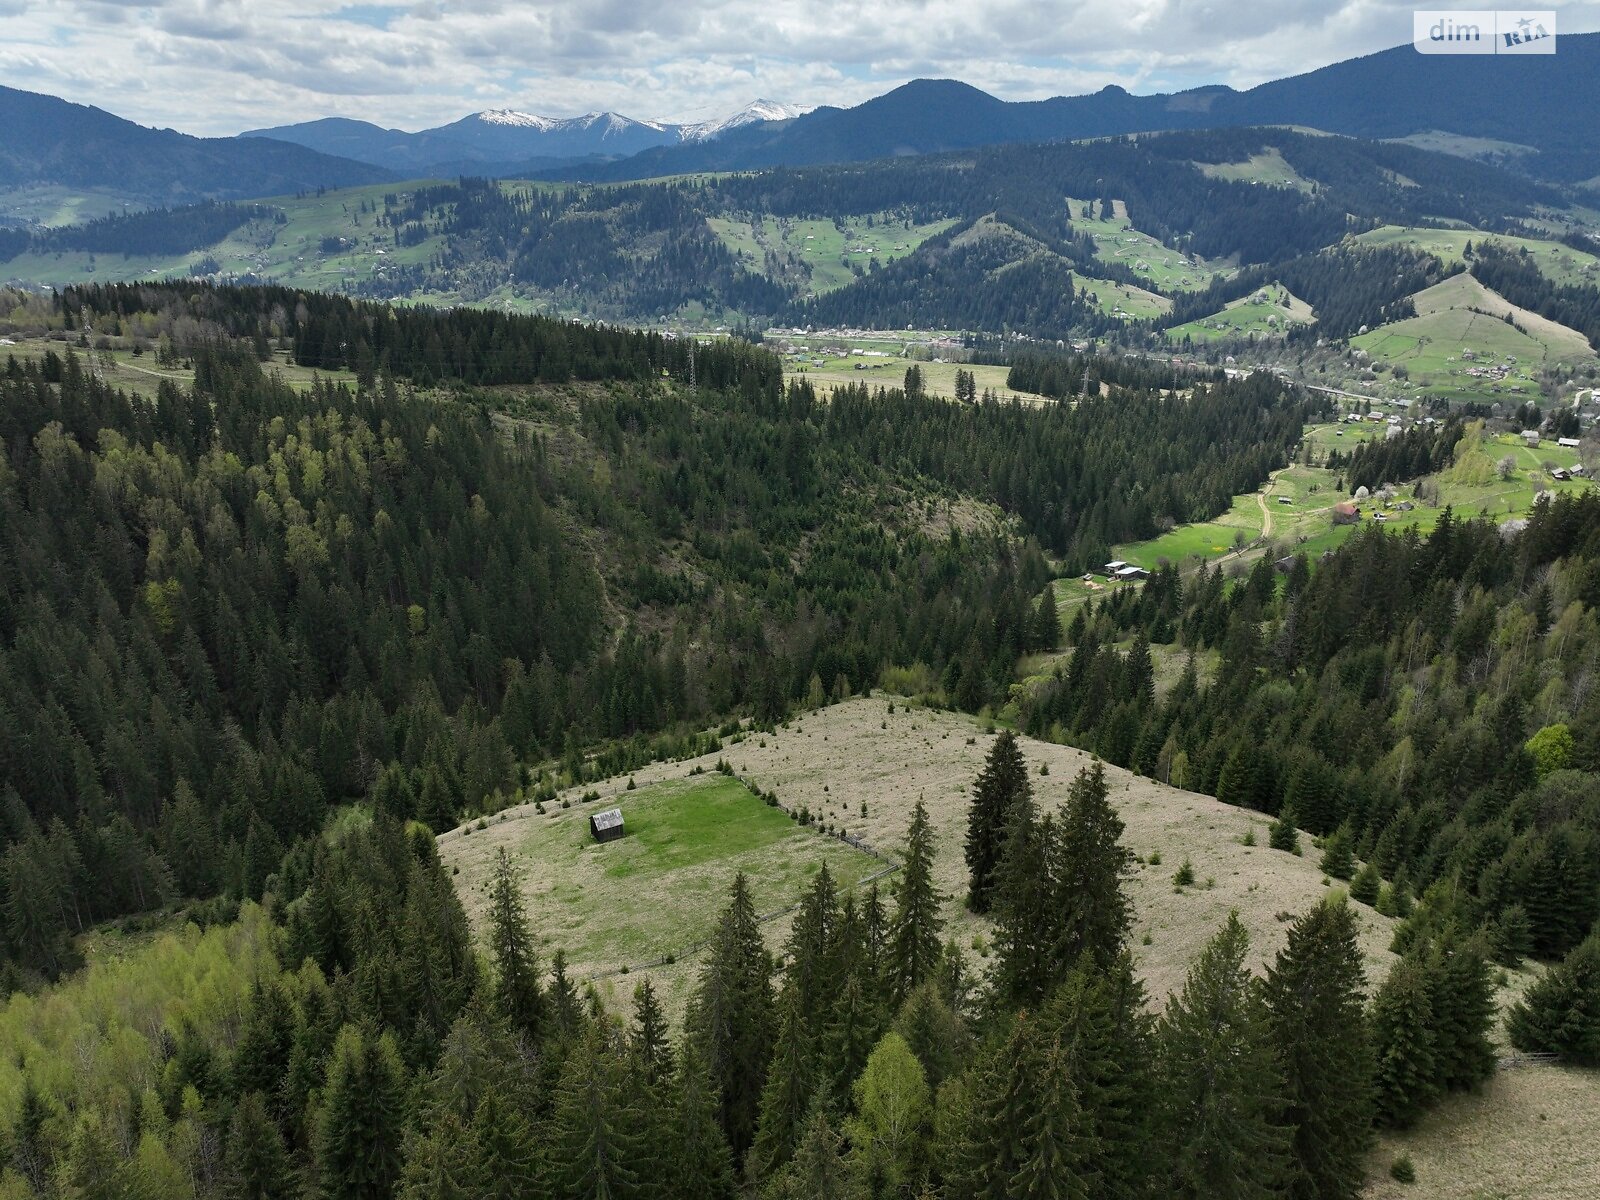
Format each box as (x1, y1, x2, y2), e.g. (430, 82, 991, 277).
(1038, 955, 1157, 1200)
(752, 985, 818, 1183)
(314, 1025, 408, 1200)
(766, 1104, 867, 1200)
(887, 799, 945, 1007)
(687, 872, 777, 1164)
(486, 846, 545, 1041)
(630, 978, 674, 1088)
(1370, 956, 1439, 1128)
(1048, 761, 1133, 974)
(548, 1029, 645, 1200)
(1507, 932, 1600, 1066)
(1424, 933, 1497, 1091)
(670, 1042, 738, 1200)
(1156, 914, 1288, 1200)
(991, 795, 1053, 1009)
(222, 1091, 293, 1200)
(965, 730, 1030, 913)
(1261, 900, 1373, 1200)
(1007, 1040, 1094, 1200)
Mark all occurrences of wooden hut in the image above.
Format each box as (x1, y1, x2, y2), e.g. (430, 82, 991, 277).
(590, 808, 625, 843)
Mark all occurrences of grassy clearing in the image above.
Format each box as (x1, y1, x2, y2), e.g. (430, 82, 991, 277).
(785, 356, 1047, 404)
(1065, 197, 1234, 291)
(1352, 225, 1600, 288)
(1166, 281, 1315, 343)
(1110, 492, 1267, 570)
(442, 696, 1398, 1020)
(1194, 149, 1316, 192)
(708, 212, 956, 295)
(1075, 276, 1172, 319)
(1363, 1064, 1600, 1199)
(3, 180, 449, 294)
(440, 774, 881, 1016)
(0, 337, 359, 399)
(0, 185, 142, 228)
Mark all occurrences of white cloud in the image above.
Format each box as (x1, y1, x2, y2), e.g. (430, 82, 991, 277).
(2, 0, 1597, 134)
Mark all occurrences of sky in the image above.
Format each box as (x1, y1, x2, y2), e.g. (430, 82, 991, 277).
(1, 0, 1598, 135)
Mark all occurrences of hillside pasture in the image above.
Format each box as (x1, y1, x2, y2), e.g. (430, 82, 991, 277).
(1064, 196, 1234, 291)
(1352, 273, 1594, 401)
(1352, 224, 1600, 288)
(1195, 149, 1316, 192)
(1165, 281, 1315, 343)
(439, 696, 1397, 1019)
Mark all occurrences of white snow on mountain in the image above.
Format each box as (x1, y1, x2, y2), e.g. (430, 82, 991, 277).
(467, 101, 808, 143)
(677, 100, 814, 141)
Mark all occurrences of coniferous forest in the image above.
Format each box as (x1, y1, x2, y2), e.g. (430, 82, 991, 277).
(0, 282, 1597, 1198)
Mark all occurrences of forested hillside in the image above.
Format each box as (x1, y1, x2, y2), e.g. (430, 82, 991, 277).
(1, 272, 1596, 1196)
(0, 282, 1312, 986)
(1023, 493, 1600, 966)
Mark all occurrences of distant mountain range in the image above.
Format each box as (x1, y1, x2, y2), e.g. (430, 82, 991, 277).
(241, 100, 814, 177)
(0, 85, 393, 209)
(546, 36, 1600, 184)
(3, 36, 1597, 219)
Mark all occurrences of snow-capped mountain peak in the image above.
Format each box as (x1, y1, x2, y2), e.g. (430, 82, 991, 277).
(678, 99, 814, 142)
(476, 109, 561, 130)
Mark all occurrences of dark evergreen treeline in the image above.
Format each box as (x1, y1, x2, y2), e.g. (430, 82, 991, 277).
(61, 280, 781, 390)
(0, 202, 272, 262)
(1005, 351, 1222, 400)
(821, 371, 1316, 566)
(1021, 491, 1600, 968)
(1325, 419, 1463, 492)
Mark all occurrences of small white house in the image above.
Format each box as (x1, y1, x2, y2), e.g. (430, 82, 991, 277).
(1558, 437, 1581, 449)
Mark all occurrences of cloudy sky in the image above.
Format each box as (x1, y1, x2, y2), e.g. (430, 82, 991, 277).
(2, 0, 1598, 135)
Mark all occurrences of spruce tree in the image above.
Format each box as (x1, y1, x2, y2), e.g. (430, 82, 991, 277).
(887, 800, 945, 1007)
(1270, 804, 1301, 854)
(1261, 900, 1373, 1200)
(630, 978, 674, 1087)
(468, 1088, 540, 1200)
(687, 872, 777, 1164)
(1156, 914, 1288, 1199)
(957, 1014, 1045, 1200)
(1033, 585, 1062, 651)
(1048, 761, 1133, 974)
(1507, 932, 1600, 1065)
(223, 1091, 293, 1200)
(1348, 863, 1381, 907)
(314, 1025, 408, 1200)
(1039, 955, 1156, 1200)
(766, 1104, 867, 1200)
(671, 1042, 737, 1200)
(991, 796, 1053, 1009)
(548, 1029, 644, 1200)
(1425, 934, 1497, 1091)
(1318, 824, 1355, 880)
(486, 846, 545, 1040)
(752, 986, 817, 1182)
(1370, 956, 1438, 1128)
(785, 863, 840, 1036)
(966, 730, 1030, 913)
(1007, 1041, 1093, 1200)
